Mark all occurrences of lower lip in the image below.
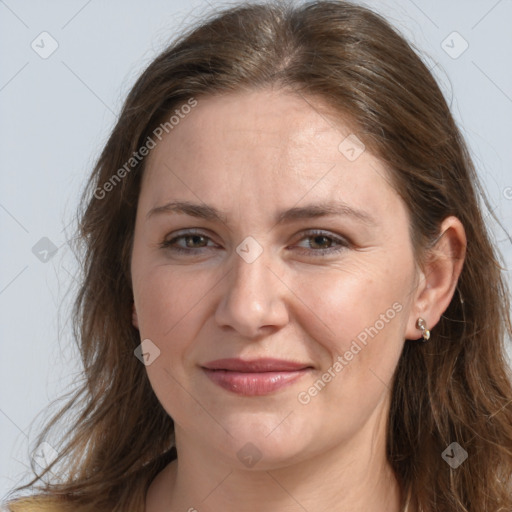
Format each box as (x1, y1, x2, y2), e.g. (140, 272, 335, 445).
(202, 368, 310, 396)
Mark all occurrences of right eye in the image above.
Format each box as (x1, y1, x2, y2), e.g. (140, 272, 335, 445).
(160, 230, 218, 254)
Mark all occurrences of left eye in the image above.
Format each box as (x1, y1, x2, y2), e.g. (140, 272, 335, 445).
(293, 230, 349, 256)
(160, 230, 349, 256)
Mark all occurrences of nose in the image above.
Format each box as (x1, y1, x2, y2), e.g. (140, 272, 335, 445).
(214, 245, 289, 338)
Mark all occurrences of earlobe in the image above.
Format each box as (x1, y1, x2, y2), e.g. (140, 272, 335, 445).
(132, 302, 139, 330)
(405, 216, 466, 340)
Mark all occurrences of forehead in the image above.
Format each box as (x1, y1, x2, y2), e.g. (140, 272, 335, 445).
(146, 89, 359, 169)
(139, 89, 399, 220)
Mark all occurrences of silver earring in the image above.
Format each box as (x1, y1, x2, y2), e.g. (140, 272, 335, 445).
(416, 318, 430, 342)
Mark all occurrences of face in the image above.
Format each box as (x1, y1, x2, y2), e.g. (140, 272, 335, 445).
(130, 88, 420, 469)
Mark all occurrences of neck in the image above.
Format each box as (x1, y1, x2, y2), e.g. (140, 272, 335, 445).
(146, 399, 402, 512)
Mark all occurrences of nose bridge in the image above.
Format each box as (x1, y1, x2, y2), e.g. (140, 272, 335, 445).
(232, 240, 272, 299)
(215, 239, 288, 336)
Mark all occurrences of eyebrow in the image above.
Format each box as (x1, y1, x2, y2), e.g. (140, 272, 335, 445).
(146, 200, 376, 226)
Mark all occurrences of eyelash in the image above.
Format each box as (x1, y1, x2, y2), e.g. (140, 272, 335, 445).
(159, 229, 349, 257)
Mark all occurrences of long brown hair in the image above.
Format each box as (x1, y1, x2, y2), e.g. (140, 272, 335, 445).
(5, 1, 512, 511)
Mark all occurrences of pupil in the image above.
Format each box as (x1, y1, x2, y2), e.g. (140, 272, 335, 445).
(314, 235, 329, 248)
(188, 235, 204, 247)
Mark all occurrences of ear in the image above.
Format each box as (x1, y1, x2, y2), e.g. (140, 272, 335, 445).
(132, 301, 139, 330)
(405, 216, 466, 340)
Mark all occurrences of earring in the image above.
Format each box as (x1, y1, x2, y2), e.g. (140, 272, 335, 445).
(416, 318, 430, 342)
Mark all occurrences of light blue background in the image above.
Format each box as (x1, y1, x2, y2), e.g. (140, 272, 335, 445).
(1, 0, 511, 501)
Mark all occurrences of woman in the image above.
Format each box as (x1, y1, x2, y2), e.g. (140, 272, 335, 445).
(4, 1, 512, 511)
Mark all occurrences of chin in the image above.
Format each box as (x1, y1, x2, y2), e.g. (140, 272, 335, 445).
(204, 416, 318, 468)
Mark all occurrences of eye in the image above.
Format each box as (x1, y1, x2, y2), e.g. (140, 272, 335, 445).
(293, 230, 349, 256)
(159, 230, 217, 253)
(159, 229, 349, 257)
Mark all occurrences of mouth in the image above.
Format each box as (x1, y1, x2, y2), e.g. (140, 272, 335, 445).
(201, 358, 313, 396)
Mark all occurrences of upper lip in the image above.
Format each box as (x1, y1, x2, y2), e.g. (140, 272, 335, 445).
(202, 358, 313, 372)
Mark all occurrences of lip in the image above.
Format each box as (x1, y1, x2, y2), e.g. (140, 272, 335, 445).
(202, 357, 312, 372)
(201, 358, 313, 396)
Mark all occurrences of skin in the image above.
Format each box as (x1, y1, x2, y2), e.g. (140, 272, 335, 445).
(131, 88, 466, 512)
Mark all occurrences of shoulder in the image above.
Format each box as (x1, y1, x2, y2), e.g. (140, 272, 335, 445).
(2, 496, 68, 512)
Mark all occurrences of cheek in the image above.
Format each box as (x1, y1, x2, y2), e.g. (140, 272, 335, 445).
(133, 265, 210, 340)
(291, 273, 406, 429)
(132, 266, 209, 422)
(288, 257, 410, 357)
(131, 265, 216, 408)
(290, 258, 411, 416)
